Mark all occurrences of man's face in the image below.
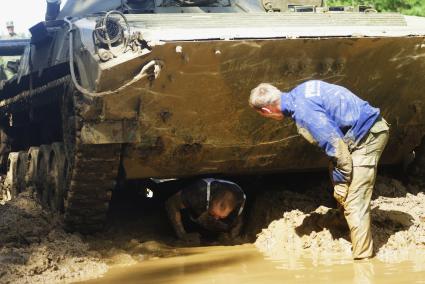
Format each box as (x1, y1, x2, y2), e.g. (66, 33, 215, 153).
(255, 106, 284, 121)
(209, 202, 233, 220)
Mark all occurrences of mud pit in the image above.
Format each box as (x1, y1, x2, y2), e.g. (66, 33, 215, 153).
(0, 173, 424, 283)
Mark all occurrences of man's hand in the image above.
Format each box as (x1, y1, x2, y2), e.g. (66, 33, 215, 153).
(334, 183, 349, 206)
(195, 212, 229, 232)
(229, 215, 243, 239)
(217, 233, 233, 245)
(180, 232, 201, 245)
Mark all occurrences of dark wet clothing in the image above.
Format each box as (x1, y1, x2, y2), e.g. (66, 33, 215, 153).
(180, 178, 245, 234)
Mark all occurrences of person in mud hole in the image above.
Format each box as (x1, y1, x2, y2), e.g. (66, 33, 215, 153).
(248, 80, 389, 260)
(165, 178, 245, 244)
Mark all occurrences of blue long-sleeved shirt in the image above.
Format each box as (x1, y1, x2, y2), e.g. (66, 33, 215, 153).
(280, 80, 380, 184)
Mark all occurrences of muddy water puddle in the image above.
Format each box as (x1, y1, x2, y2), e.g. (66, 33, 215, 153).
(81, 244, 425, 284)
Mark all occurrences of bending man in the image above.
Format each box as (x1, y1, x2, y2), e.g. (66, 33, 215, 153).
(249, 80, 389, 259)
(165, 178, 245, 244)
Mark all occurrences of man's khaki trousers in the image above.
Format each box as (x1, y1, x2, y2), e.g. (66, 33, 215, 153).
(344, 117, 389, 259)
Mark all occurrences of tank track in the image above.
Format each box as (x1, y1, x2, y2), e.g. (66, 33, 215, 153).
(62, 81, 122, 233)
(1, 76, 122, 233)
(63, 143, 121, 233)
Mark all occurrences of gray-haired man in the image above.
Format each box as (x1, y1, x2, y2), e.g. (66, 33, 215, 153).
(249, 80, 389, 259)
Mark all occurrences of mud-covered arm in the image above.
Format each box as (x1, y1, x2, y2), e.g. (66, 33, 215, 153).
(216, 215, 244, 244)
(165, 191, 187, 238)
(228, 214, 243, 238)
(299, 113, 352, 185)
(299, 113, 352, 204)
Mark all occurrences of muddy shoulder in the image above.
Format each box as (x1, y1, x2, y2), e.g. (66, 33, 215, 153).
(0, 175, 425, 283)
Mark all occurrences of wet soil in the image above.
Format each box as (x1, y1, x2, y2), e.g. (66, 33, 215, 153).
(0, 191, 108, 283)
(0, 173, 424, 283)
(253, 175, 425, 264)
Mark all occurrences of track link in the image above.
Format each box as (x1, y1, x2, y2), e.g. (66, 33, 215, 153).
(64, 144, 121, 233)
(61, 82, 122, 233)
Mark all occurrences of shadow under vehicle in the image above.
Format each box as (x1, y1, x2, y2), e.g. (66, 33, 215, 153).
(0, 0, 425, 232)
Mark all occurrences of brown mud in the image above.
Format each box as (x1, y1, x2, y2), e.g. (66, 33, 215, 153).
(0, 191, 108, 283)
(253, 176, 425, 263)
(0, 174, 424, 283)
(83, 245, 425, 284)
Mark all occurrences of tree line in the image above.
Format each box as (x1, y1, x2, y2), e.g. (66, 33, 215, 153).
(326, 0, 425, 16)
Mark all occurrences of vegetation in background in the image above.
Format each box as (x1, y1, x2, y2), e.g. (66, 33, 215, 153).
(326, 0, 425, 16)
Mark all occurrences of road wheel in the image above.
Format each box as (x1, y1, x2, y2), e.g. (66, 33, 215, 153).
(26, 147, 40, 193)
(47, 142, 67, 212)
(16, 151, 28, 194)
(37, 144, 52, 207)
(0, 128, 11, 173)
(5, 152, 18, 198)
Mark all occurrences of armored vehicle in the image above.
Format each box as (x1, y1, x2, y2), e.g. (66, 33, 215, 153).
(1, 0, 425, 232)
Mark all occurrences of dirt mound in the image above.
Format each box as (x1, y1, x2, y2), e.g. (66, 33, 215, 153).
(373, 190, 425, 262)
(253, 176, 425, 263)
(244, 179, 335, 239)
(0, 191, 53, 245)
(0, 191, 108, 284)
(255, 207, 352, 262)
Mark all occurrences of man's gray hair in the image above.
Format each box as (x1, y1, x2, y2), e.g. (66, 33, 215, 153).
(249, 83, 281, 109)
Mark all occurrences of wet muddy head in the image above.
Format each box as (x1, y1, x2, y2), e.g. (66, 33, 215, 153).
(209, 201, 233, 220)
(209, 191, 238, 220)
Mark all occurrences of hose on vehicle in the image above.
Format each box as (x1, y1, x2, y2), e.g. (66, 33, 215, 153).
(64, 16, 162, 98)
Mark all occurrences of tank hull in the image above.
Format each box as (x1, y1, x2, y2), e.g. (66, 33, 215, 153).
(79, 36, 425, 178)
(1, 8, 425, 232)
